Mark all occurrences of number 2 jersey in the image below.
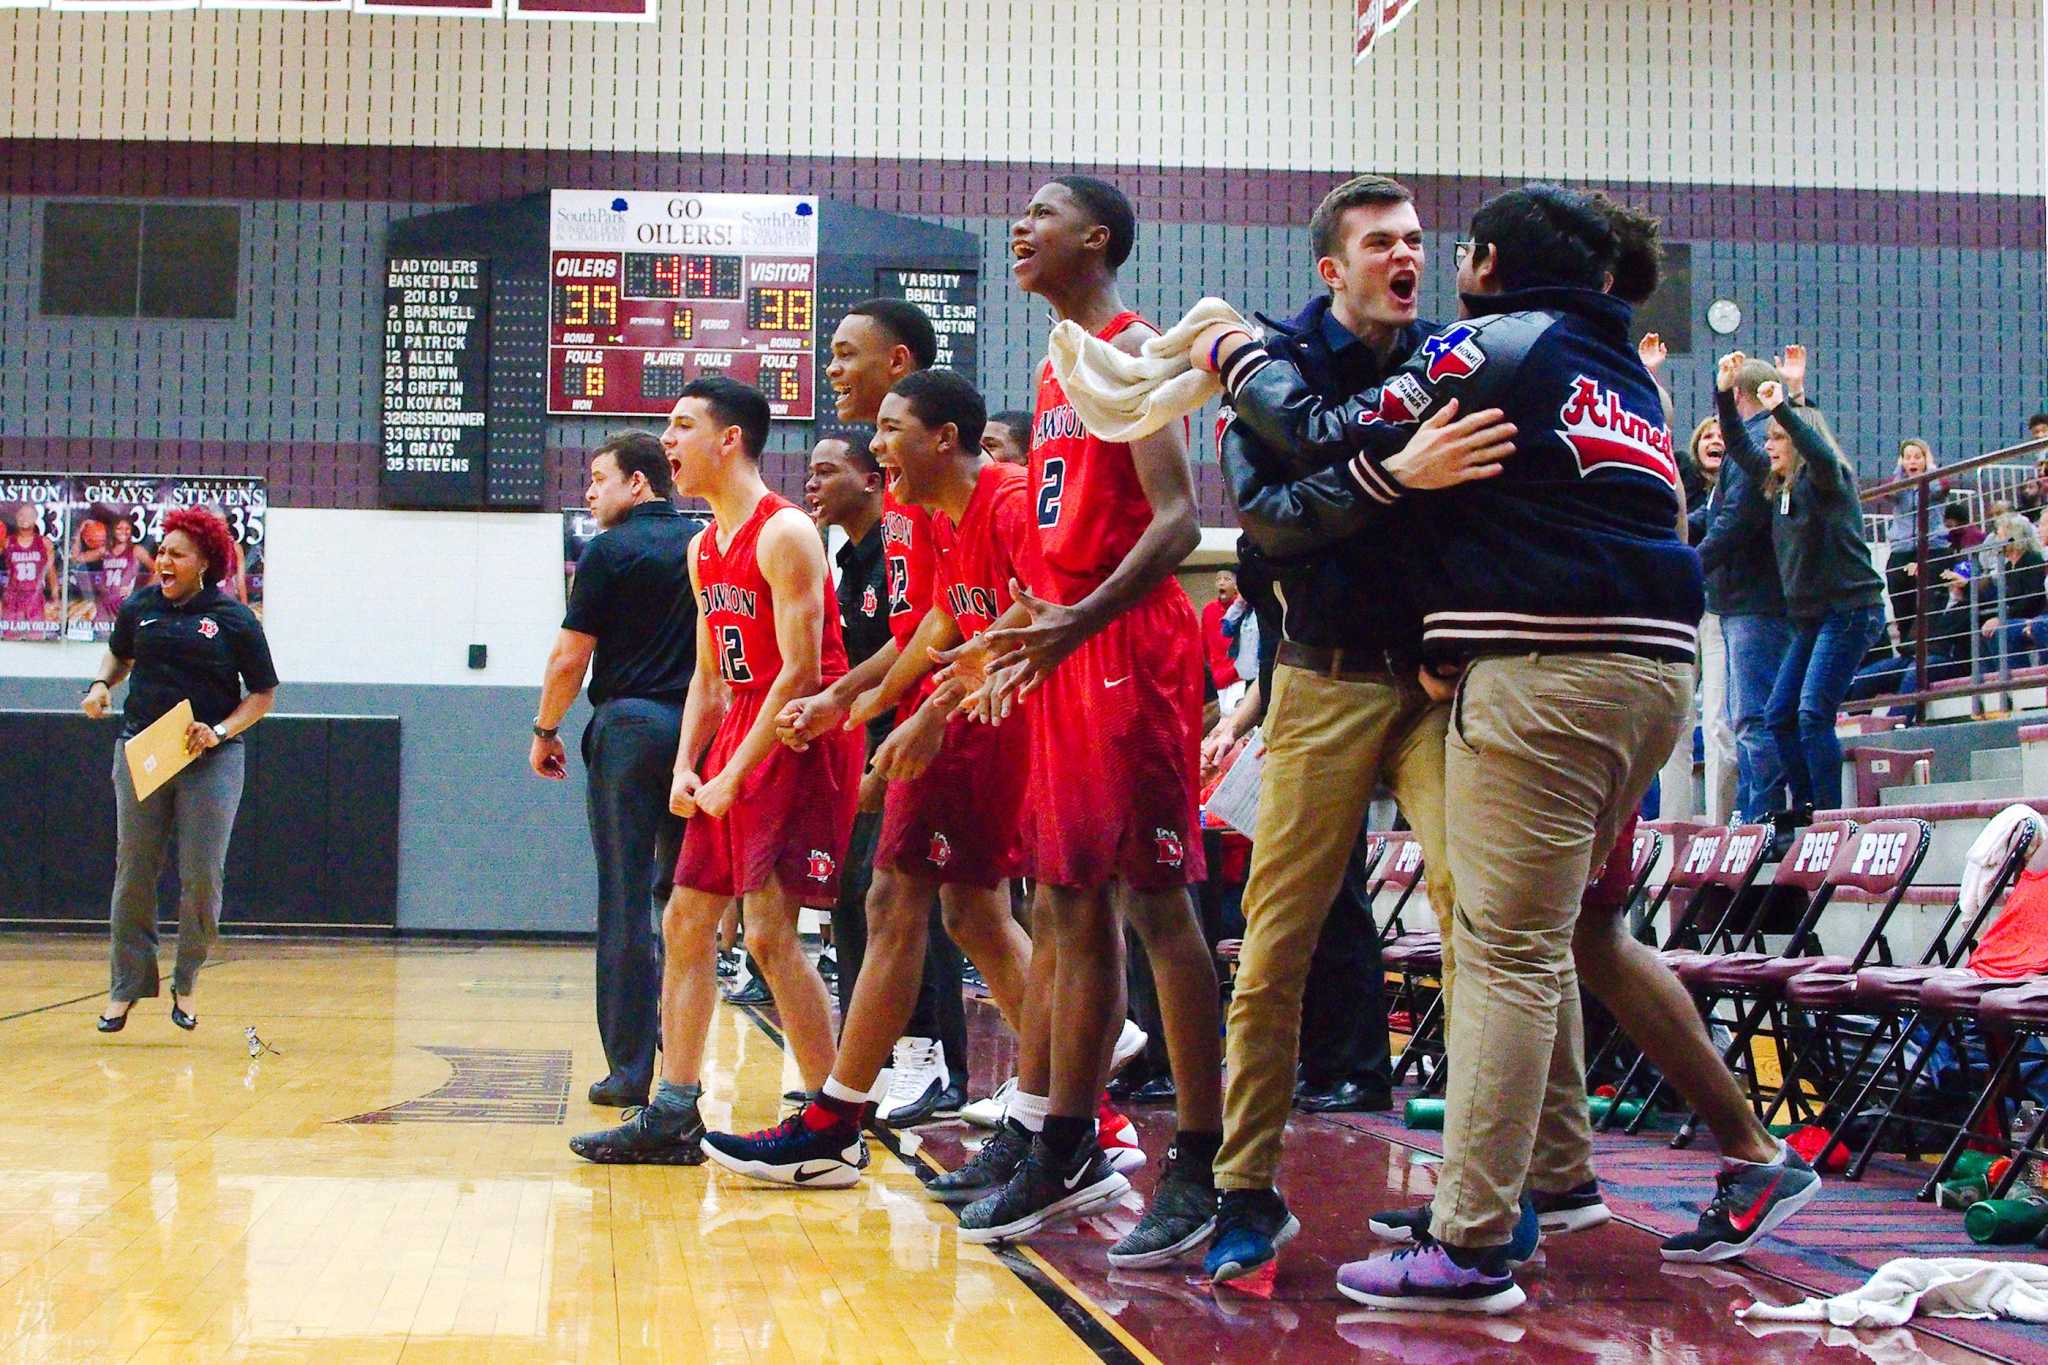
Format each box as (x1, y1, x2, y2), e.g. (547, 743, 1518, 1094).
(881, 486, 938, 718)
(1024, 312, 1206, 890)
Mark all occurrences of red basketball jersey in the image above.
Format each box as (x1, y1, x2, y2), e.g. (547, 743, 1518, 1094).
(881, 487, 936, 649)
(695, 493, 848, 694)
(930, 461, 1035, 638)
(5, 535, 50, 591)
(1027, 311, 1180, 604)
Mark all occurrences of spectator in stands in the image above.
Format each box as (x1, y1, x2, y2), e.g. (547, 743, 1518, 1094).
(1847, 557, 1974, 717)
(1882, 438, 1948, 645)
(981, 410, 1032, 466)
(1978, 512, 2048, 669)
(1684, 418, 1738, 823)
(1945, 498, 1987, 555)
(1697, 354, 1792, 820)
(1713, 350, 1885, 815)
(2016, 456, 2048, 516)
(2028, 413, 2048, 443)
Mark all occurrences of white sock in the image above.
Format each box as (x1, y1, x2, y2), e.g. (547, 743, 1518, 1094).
(822, 1076, 868, 1105)
(1007, 1089, 1050, 1133)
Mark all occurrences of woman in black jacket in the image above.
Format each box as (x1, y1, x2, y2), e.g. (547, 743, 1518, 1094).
(1714, 350, 1885, 813)
(1977, 512, 2048, 669)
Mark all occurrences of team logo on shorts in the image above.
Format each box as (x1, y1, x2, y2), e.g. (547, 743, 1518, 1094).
(1419, 324, 1486, 382)
(929, 832, 953, 867)
(861, 584, 878, 615)
(806, 849, 837, 882)
(197, 617, 219, 639)
(1153, 828, 1185, 868)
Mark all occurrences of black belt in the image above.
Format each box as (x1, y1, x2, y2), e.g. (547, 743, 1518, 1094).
(1277, 640, 1419, 683)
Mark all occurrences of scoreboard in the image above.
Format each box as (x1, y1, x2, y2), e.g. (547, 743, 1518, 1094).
(547, 191, 818, 419)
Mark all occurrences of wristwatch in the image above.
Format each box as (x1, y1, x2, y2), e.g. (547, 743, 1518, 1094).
(533, 722, 559, 739)
(211, 723, 229, 742)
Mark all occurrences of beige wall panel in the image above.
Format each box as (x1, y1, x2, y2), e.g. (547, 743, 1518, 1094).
(2, 0, 2039, 194)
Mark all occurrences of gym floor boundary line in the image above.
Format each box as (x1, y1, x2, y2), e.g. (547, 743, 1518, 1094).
(733, 1001, 1156, 1365)
(2, 957, 227, 1025)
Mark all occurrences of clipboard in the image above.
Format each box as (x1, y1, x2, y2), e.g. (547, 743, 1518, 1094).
(124, 699, 198, 802)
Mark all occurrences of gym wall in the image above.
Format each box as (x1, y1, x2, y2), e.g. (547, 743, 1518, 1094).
(1, 0, 2041, 932)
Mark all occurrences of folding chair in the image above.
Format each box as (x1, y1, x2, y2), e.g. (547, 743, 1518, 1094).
(1667, 819, 1932, 1149)
(1620, 823, 1669, 943)
(1593, 824, 1773, 1130)
(1772, 821, 2035, 1179)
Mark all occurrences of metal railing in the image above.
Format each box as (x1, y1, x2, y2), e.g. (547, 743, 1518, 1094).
(1841, 435, 2048, 717)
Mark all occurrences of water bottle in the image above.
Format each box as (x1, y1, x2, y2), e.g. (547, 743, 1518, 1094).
(1965, 1195, 2048, 1244)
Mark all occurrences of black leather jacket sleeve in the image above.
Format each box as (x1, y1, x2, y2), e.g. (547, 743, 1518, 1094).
(1221, 412, 1402, 558)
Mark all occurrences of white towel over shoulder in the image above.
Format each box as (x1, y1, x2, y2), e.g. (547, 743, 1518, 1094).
(1736, 1257, 2048, 1328)
(1047, 298, 1258, 444)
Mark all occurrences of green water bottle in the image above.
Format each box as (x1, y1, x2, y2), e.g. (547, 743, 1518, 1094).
(1952, 1150, 2001, 1180)
(1937, 1175, 1990, 1209)
(1587, 1096, 1645, 1125)
(1965, 1195, 2048, 1244)
(1405, 1098, 1446, 1130)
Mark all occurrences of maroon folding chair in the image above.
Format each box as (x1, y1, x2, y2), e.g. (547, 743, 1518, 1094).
(1773, 819, 2036, 1179)
(1667, 819, 1932, 1149)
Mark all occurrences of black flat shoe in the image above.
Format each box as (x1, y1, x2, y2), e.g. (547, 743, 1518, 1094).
(96, 1004, 132, 1033)
(589, 1076, 650, 1108)
(170, 994, 197, 1031)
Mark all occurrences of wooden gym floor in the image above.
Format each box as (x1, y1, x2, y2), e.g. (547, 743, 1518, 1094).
(0, 935, 2033, 1364)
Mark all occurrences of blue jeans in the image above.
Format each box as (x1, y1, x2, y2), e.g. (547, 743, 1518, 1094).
(1766, 605, 1887, 811)
(1721, 612, 1795, 820)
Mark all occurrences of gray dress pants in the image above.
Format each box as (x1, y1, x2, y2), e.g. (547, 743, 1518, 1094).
(109, 741, 245, 1001)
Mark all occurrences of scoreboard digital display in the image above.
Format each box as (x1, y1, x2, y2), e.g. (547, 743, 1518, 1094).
(547, 191, 819, 419)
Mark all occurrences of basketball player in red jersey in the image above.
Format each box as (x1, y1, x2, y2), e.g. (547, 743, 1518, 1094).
(570, 377, 863, 1167)
(703, 369, 1041, 1186)
(951, 178, 1223, 1264)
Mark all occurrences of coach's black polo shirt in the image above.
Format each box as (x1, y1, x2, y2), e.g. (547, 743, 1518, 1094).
(110, 584, 278, 739)
(563, 501, 702, 706)
(834, 519, 892, 749)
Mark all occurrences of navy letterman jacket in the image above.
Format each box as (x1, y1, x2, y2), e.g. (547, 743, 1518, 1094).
(1220, 285, 1704, 665)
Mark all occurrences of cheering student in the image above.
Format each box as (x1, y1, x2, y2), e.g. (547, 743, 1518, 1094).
(82, 506, 277, 1033)
(568, 379, 862, 1166)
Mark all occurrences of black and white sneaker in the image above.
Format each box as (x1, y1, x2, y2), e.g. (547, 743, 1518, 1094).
(702, 1105, 865, 1189)
(1106, 1153, 1217, 1269)
(568, 1100, 706, 1165)
(927, 1119, 1031, 1205)
(956, 1137, 1130, 1244)
(1661, 1146, 1820, 1263)
(1530, 1180, 1611, 1233)
(879, 1036, 950, 1127)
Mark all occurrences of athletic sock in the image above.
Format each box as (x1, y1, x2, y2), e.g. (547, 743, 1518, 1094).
(811, 1076, 867, 1129)
(1007, 1089, 1050, 1134)
(649, 1080, 702, 1120)
(1041, 1114, 1092, 1165)
(1169, 1129, 1223, 1187)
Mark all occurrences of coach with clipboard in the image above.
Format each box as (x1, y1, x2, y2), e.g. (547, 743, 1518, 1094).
(80, 507, 277, 1035)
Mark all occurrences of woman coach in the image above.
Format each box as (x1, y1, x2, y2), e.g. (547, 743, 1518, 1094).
(80, 507, 277, 1033)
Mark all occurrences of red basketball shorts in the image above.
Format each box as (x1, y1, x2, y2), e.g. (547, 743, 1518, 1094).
(676, 688, 864, 906)
(876, 708, 1029, 887)
(1026, 578, 1206, 891)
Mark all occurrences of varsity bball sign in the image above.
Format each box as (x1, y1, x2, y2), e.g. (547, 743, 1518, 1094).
(1355, 0, 1429, 62)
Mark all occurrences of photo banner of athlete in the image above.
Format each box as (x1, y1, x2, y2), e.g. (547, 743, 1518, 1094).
(546, 190, 819, 420)
(1354, 0, 1428, 62)
(0, 474, 266, 642)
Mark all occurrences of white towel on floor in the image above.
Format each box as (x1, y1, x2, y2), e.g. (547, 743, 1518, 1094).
(1736, 1257, 2048, 1327)
(1046, 298, 1258, 443)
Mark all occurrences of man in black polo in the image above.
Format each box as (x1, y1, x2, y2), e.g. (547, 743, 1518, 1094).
(531, 431, 700, 1109)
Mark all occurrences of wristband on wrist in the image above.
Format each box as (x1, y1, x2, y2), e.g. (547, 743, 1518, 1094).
(82, 679, 108, 696)
(533, 721, 559, 739)
(1209, 328, 1251, 374)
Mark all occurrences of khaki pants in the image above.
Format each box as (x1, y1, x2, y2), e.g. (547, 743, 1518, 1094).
(1214, 663, 1452, 1192)
(1428, 652, 1692, 1246)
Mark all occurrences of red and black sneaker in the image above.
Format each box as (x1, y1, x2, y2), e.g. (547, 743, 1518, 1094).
(1661, 1145, 1820, 1262)
(702, 1103, 867, 1189)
